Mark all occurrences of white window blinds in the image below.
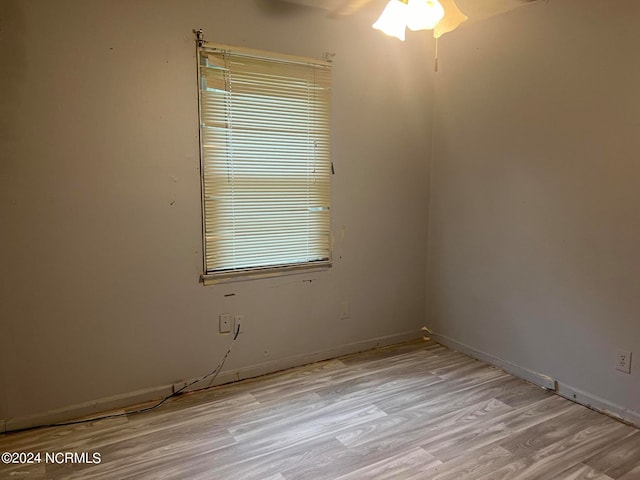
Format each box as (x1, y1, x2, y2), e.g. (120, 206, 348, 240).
(198, 44, 332, 280)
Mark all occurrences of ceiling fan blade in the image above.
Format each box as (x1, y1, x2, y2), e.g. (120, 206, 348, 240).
(456, 0, 537, 24)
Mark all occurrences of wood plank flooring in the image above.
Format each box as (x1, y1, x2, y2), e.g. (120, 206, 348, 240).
(1, 340, 639, 479)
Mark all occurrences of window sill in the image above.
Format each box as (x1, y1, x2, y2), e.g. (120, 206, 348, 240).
(201, 263, 332, 285)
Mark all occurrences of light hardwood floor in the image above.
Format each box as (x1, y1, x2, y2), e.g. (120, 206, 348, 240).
(1, 340, 639, 479)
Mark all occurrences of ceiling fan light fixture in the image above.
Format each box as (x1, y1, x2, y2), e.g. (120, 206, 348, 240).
(372, 0, 408, 41)
(433, 0, 468, 38)
(406, 0, 445, 31)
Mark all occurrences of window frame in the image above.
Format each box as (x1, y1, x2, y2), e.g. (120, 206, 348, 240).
(196, 42, 333, 284)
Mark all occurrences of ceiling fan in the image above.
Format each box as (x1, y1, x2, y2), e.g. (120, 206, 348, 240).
(275, 0, 539, 41)
(330, 0, 537, 17)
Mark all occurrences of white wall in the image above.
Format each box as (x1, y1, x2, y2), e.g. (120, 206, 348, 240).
(428, 0, 640, 421)
(0, 0, 434, 424)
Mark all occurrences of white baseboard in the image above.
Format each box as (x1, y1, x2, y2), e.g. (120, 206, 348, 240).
(430, 333, 556, 390)
(431, 332, 640, 428)
(555, 384, 640, 427)
(179, 330, 421, 394)
(5, 385, 173, 433)
(4, 330, 421, 433)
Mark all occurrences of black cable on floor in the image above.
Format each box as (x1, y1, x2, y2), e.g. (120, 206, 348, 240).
(5, 324, 241, 435)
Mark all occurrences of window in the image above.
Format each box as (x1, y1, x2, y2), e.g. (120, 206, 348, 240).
(197, 43, 332, 283)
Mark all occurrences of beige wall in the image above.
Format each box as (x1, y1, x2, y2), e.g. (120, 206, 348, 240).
(428, 0, 640, 420)
(0, 0, 433, 422)
(7, 0, 636, 428)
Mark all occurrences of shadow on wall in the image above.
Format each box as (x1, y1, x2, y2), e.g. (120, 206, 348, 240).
(0, 0, 27, 127)
(0, 0, 27, 420)
(254, 0, 310, 16)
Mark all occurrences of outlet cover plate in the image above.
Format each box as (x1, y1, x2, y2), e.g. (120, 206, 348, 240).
(219, 313, 232, 334)
(234, 315, 244, 333)
(616, 349, 632, 374)
(340, 301, 350, 319)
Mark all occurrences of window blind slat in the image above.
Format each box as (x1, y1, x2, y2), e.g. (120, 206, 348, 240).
(199, 46, 332, 276)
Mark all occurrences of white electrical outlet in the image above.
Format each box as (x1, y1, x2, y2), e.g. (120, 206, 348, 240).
(340, 301, 350, 319)
(234, 315, 244, 333)
(219, 313, 232, 334)
(616, 349, 632, 374)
